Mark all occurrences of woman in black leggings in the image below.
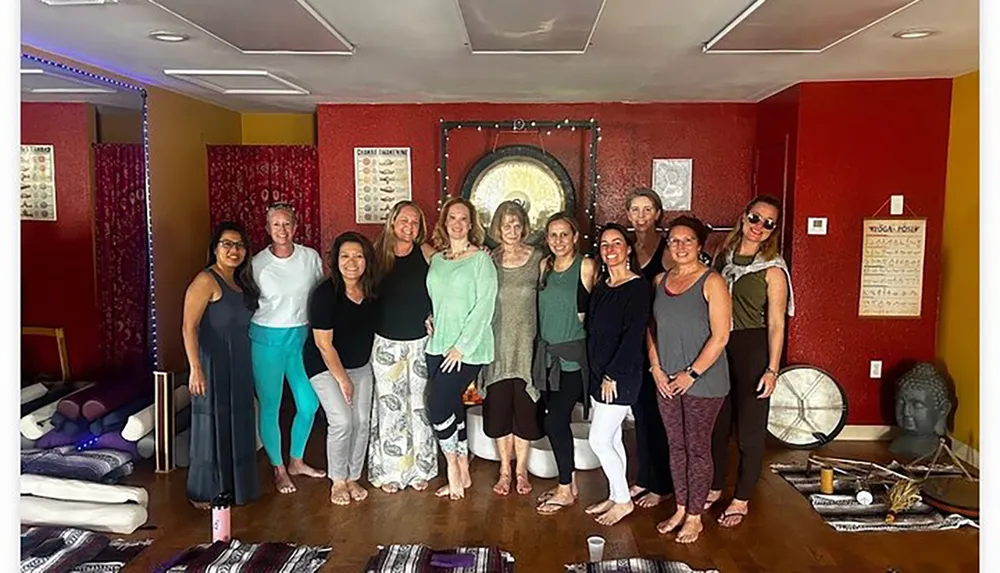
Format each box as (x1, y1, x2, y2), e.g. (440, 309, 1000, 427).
(533, 213, 596, 515)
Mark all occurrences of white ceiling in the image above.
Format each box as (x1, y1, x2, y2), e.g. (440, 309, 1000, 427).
(20, 0, 979, 112)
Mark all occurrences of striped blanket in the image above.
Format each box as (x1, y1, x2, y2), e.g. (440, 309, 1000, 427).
(565, 559, 719, 573)
(364, 545, 514, 572)
(21, 527, 151, 573)
(154, 540, 331, 572)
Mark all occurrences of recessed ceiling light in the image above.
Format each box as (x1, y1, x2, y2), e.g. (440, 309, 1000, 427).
(150, 30, 189, 42)
(893, 29, 937, 40)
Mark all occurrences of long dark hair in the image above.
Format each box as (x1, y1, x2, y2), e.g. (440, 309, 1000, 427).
(329, 231, 377, 300)
(596, 223, 641, 284)
(539, 211, 581, 290)
(208, 221, 260, 311)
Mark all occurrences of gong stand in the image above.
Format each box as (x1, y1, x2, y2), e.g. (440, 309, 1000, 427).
(438, 118, 601, 247)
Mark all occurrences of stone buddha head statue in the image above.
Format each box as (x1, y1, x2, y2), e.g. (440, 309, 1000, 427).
(890, 363, 952, 458)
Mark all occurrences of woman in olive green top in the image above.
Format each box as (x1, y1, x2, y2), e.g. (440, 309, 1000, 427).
(425, 197, 498, 500)
(707, 195, 794, 528)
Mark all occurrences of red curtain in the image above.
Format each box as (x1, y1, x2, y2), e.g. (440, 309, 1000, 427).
(207, 145, 321, 252)
(93, 143, 149, 375)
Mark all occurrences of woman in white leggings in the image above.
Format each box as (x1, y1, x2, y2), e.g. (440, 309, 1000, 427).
(584, 224, 653, 526)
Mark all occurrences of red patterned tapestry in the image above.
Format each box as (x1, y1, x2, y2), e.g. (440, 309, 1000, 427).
(207, 145, 321, 252)
(93, 143, 148, 374)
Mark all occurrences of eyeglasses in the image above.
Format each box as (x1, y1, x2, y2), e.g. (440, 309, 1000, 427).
(667, 237, 698, 248)
(746, 212, 777, 231)
(218, 240, 246, 251)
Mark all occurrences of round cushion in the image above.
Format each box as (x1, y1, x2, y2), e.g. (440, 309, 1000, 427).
(571, 422, 600, 470)
(527, 437, 559, 479)
(466, 405, 499, 461)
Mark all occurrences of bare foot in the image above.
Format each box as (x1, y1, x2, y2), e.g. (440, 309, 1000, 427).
(287, 458, 326, 479)
(435, 463, 465, 500)
(704, 490, 722, 511)
(676, 515, 704, 543)
(273, 466, 297, 494)
(380, 483, 400, 494)
(189, 500, 210, 510)
(636, 491, 664, 508)
(515, 473, 532, 495)
(585, 499, 614, 515)
(628, 484, 647, 498)
(493, 473, 511, 496)
(458, 456, 472, 489)
(330, 481, 350, 505)
(595, 501, 634, 526)
(412, 480, 429, 492)
(656, 507, 687, 534)
(347, 481, 368, 501)
(718, 499, 748, 528)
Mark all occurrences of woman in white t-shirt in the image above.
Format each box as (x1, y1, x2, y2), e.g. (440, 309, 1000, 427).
(250, 203, 326, 494)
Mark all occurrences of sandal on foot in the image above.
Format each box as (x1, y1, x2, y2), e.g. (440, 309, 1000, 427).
(537, 499, 575, 515)
(718, 510, 746, 527)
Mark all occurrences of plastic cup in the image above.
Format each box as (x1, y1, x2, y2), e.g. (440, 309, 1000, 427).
(587, 535, 606, 562)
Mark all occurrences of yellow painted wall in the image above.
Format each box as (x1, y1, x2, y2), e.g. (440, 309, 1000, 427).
(939, 71, 979, 452)
(241, 113, 315, 145)
(147, 87, 242, 370)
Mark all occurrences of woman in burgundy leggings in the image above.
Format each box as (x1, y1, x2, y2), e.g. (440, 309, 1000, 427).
(646, 216, 731, 544)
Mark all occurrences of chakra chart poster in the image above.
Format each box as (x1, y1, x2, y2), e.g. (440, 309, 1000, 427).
(20, 145, 57, 221)
(354, 147, 412, 224)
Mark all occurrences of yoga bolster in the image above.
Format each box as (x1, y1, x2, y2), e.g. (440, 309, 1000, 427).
(20, 384, 95, 439)
(22, 435, 36, 450)
(82, 432, 140, 459)
(22, 383, 87, 418)
(57, 376, 151, 421)
(122, 385, 190, 441)
(88, 394, 154, 436)
(21, 473, 148, 507)
(21, 383, 48, 404)
(35, 426, 89, 450)
(20, 495, 148, 534)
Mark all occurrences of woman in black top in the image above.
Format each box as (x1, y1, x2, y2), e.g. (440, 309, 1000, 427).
(304, 231, 377, 506)
(625, 188, 674, 508)
(367, 201, 439, 493)
(584, 223, 652, 526)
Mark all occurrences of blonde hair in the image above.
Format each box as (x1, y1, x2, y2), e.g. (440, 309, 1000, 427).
(718, 195, 782, 262)
(266, 202, 297, 225)
(373, 200, 428, 281)
(626, 188, 663, 214)
(432, 197, 485, 251)
(488, 200, 530, 247)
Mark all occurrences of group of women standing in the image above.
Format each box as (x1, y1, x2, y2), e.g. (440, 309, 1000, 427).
(180, 188, 792, 546)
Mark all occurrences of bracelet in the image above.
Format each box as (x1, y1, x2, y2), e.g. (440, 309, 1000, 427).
(765, 368, 779, 377)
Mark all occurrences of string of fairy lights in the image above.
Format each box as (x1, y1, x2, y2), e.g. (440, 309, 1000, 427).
(438, 118, 602, 249)
(22, 53, 158, 372)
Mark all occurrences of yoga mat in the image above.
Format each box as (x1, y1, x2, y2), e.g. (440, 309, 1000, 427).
(21, 382, 48, 404)
(20, 383, 95, 440)
(122, 386, 189, 441)
(21, 473, 148, 507)
(20, 495, 149, 534)
(88, 394, 154, 436)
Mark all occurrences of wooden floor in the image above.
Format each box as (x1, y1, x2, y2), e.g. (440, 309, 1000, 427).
(113, 423, 978, 572)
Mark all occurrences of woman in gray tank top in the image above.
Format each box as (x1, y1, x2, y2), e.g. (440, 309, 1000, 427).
(647, 216, 731, 544)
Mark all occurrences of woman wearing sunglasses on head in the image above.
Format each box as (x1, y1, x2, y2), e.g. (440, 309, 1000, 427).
(706, 195, 795, 528)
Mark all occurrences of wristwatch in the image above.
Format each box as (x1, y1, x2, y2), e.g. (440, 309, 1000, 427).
(685, 367, 701, 379)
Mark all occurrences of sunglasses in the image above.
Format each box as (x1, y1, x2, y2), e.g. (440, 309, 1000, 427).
(746, 212, 777, 231)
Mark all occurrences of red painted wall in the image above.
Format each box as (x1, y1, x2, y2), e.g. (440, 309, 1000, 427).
(754, 85, 800, 263)
(784, 80, 952, 424)
(317, 103, 757, 251)
(21, 102, 101, 380)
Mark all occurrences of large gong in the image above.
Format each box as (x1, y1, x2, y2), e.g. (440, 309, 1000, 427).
(460, 145, 576, 245)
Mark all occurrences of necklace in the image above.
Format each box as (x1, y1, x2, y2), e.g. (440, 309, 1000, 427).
(444, 241, 471, 260)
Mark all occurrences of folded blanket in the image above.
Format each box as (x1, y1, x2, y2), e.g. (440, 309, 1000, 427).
(21, 473, 148, 507)
(21, 496, 149, 535)
(22, 446, 134, 484)
(154, 539, 331, 573)
(21, 526, 108, 573)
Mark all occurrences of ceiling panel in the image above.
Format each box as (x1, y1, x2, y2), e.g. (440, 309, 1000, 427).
(163, 70, 310, 95)
(457, 0, 606, 53)
(146, 0, 353, 54)
(705, 0, 922, 53)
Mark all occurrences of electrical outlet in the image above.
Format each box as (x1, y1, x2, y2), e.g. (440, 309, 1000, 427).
(870, 360, 882, 379)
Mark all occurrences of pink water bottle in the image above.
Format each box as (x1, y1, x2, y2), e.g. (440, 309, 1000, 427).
(211, 492, 232, 542)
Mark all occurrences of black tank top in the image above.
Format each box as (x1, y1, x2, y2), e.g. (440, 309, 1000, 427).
(375, 246, 433, 341)
(640, 236, 667, 283)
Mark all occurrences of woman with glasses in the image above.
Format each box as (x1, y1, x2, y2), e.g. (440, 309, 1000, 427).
(585, 223, 651, 526)
(647, 216, 731, 544)
(250, 203, 326, 495)
(369, 201, 439, 493)
(707, 195, 795, 527)
(623, 188, 674, 509)
(182, 222, 262, 508)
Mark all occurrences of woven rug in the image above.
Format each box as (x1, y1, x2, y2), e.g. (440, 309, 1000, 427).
(21, 526, 151, 573)
(770, 460, 979, 533)
(154, 539, 331, 573)
(565, 558, 719, 572)
(364, 544, 515, 572)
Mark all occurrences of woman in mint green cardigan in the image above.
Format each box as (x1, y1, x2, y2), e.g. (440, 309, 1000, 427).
(425, 197, 498, 501)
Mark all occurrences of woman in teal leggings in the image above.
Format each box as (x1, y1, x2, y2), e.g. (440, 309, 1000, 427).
(250, 203, 326, 494)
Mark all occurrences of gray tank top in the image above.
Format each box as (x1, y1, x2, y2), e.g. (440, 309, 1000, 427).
(652, 270, 730, 398)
